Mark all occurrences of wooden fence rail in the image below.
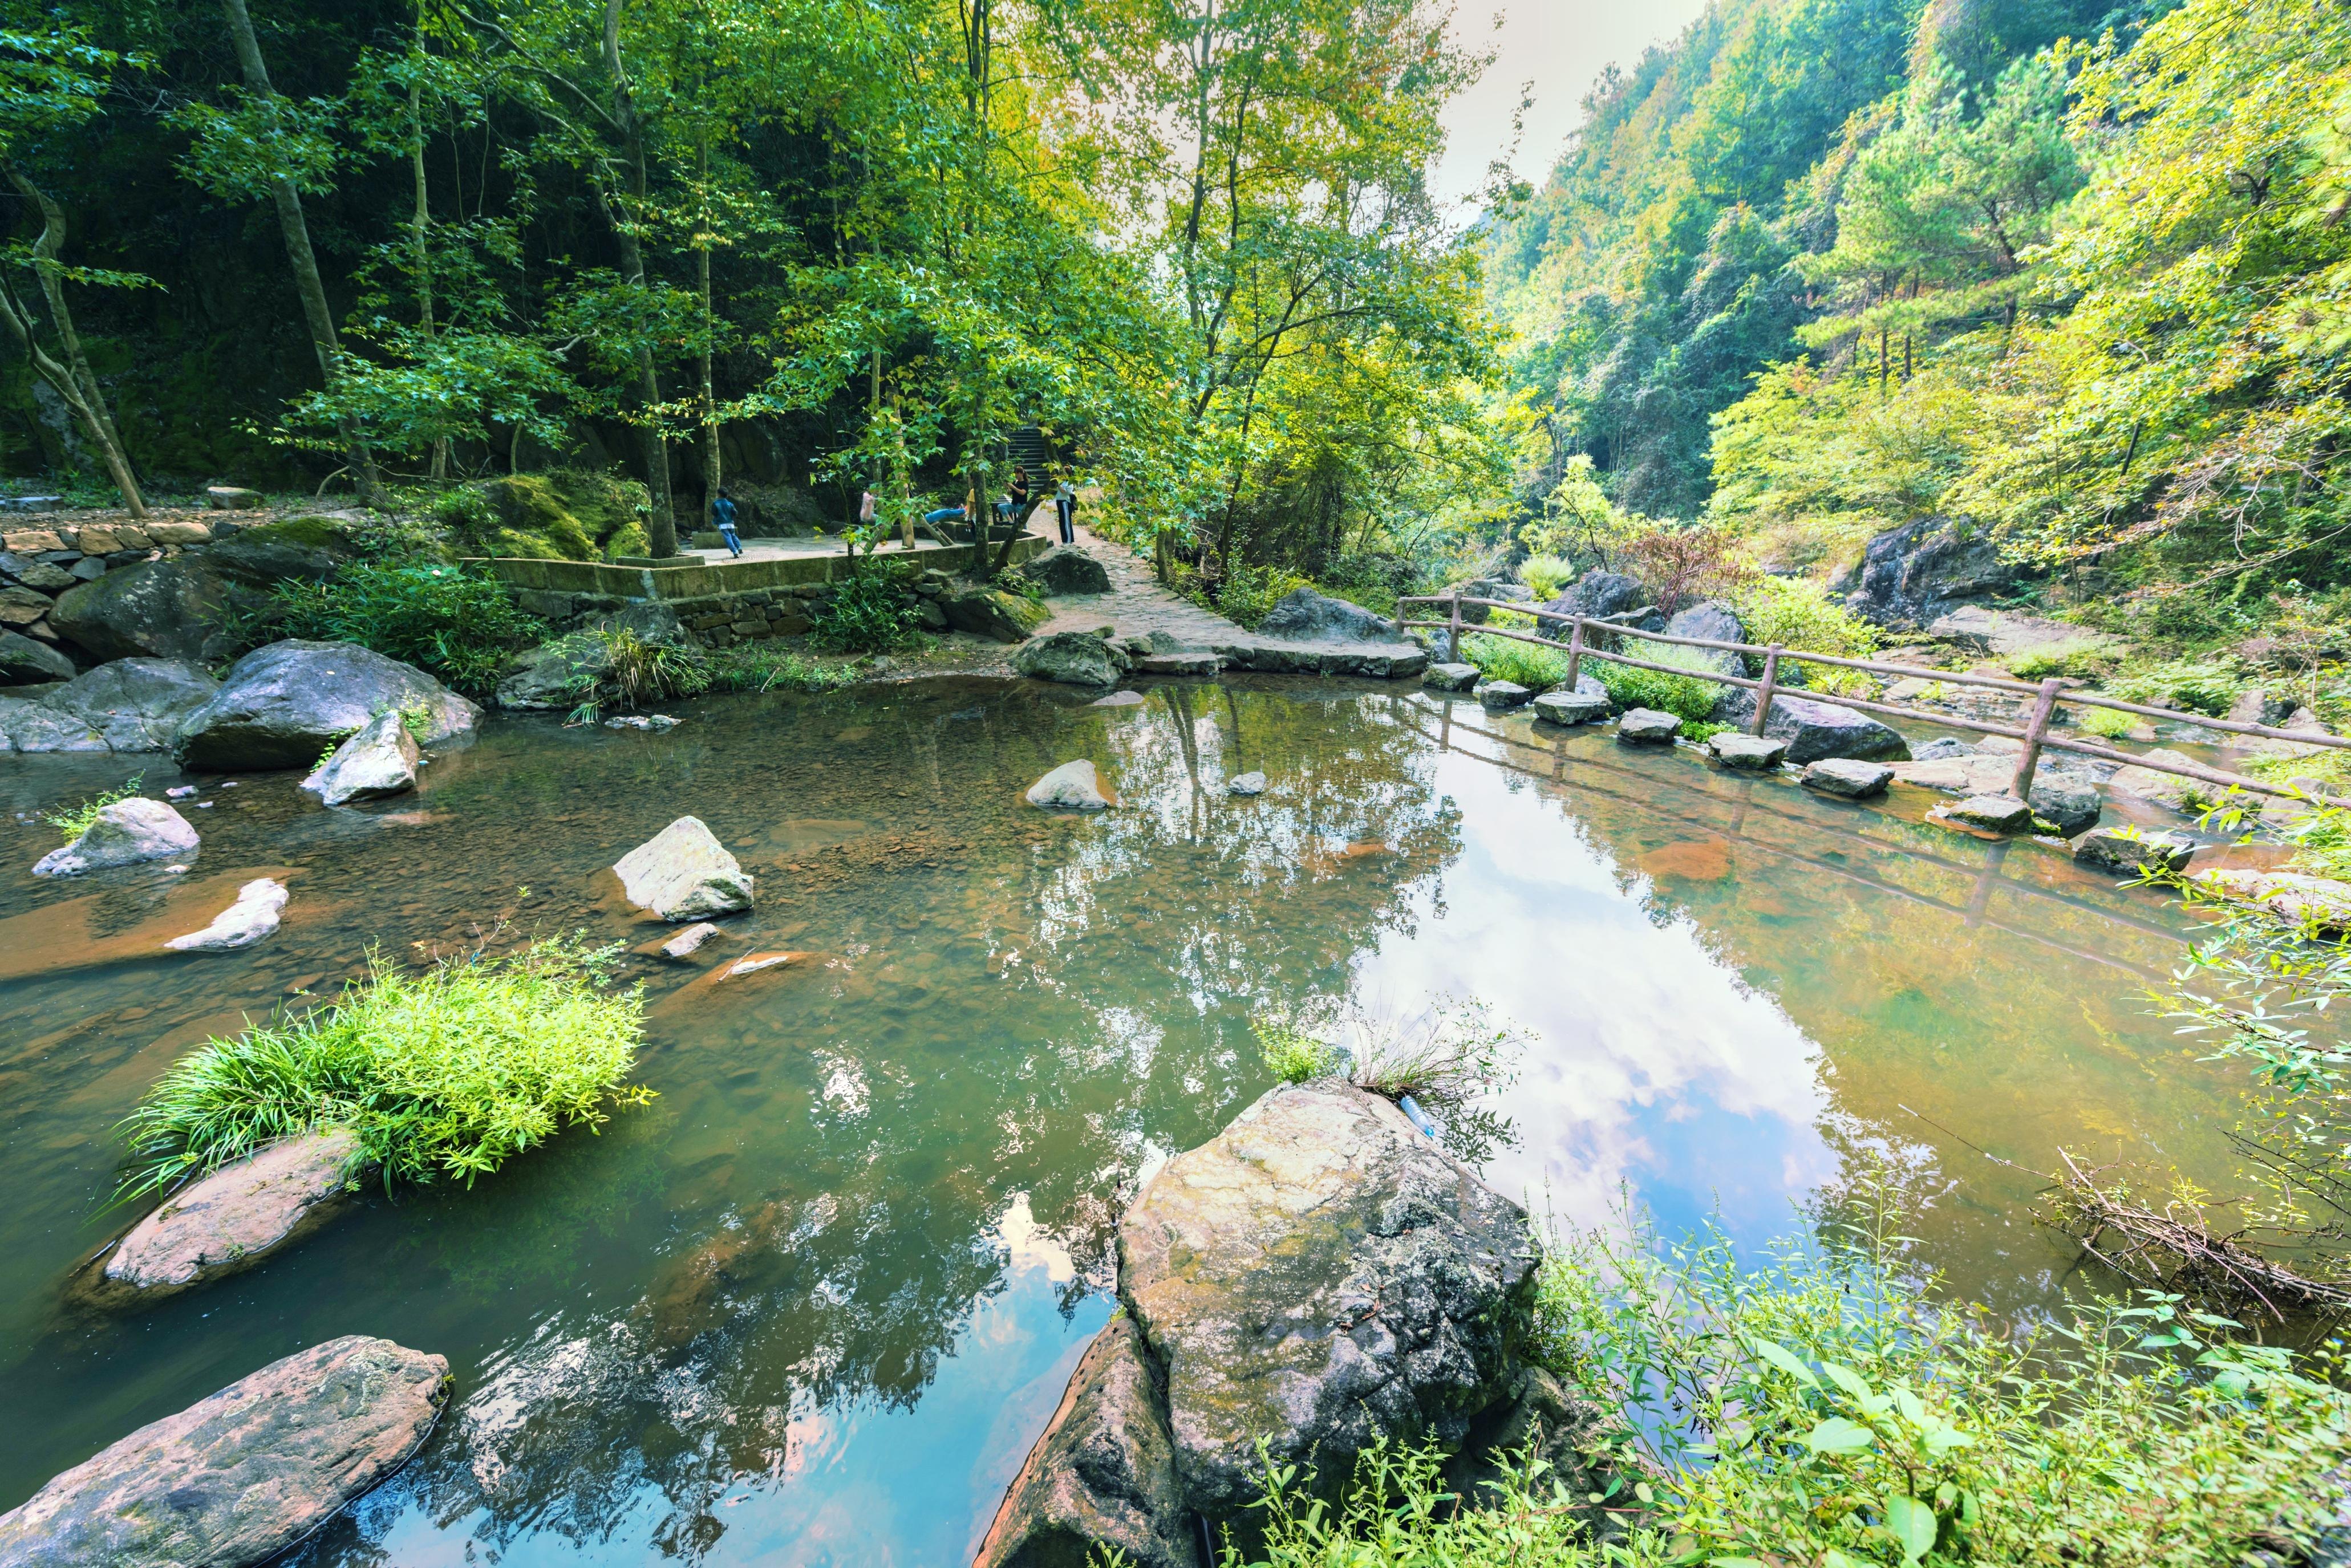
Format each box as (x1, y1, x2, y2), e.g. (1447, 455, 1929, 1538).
(1396, 591, 2349, 807)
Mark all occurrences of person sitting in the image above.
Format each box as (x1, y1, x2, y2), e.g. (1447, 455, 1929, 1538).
(999, 465, 1032, 530)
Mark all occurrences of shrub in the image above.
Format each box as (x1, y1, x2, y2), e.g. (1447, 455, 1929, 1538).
(42, 773, 143, 842)
(1206, 560, 1315, 629)
(1592, 640, 1724, 722)
(1616, 522, 1754, 617)
(1732, 576, 1879, 696)
(809, 563, 925, 653)
(2111, 657, 2243, 717)
(249, 562, 546, 697)
(1519, 554, 1575, 600)
(2077, 704, 2141, 740)
(2008, 637, 2121, 681)
(1461, 631, 1571, 689)
(116, 937, 650, 1200)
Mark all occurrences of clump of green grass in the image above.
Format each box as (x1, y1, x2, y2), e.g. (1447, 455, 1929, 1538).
(2110, 656, 2243, 717)
(1519, 554, 1575, 600)
(561, 626, 714, 723)
(2008, 636, 2119, 681)
(1252, 997, 1522, 1163)
(2076, 704, 2142, 740)
(810, 563, 929, 653)
(702, 643, 858, 694)
(1592, 640, 1724, 722)
(1461, 631, 1571, 689)
(115, 937, 650, 1200)
(42, 773, 143, 842)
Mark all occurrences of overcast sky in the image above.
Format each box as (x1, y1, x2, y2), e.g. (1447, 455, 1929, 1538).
(1431, 0, 1714, 212)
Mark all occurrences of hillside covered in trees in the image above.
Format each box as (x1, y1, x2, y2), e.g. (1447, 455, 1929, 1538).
(1487, 0, 2351, 657)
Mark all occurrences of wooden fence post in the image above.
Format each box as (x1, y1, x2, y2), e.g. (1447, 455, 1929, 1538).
(1565, 616, 1585, 689)
(2012, 677, 2062, 802)
(1448, 590, 1463, 663)
(1752, 644, 1782, 737)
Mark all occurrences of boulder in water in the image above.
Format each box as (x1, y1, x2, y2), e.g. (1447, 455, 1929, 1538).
(33, 797, 198, 876)
(614, 816, 754, 920)
(1944, 794, 2033, 832)
(0, 1334, 446, 1567)
(177, 641, 479, 771)
(1532, 690, 1610, 725)
(1801, 758, 1894, 799)
(974, 1315, 1201, 1568)
(2028, 777, 2103, 836)
(1027, 760, 1116, 810)
(1226, 771, 1266, 797)
(1255, 587, 1397, 642)
(1616, 708, 1681, 745)
(1474, 679, 1531, 709)
(2072, 826, 2196, 875)
(1014, 631, 1122, 687)
(1707, 732, 1787, 770)
(164, 878, 288, 952)
(91, 1130, 360, 1301)
(1710, 688, 1908, 763)
(1420, 661, 1478, 692)
(0, 658, 221, 754)
(301, 710, 420, 807)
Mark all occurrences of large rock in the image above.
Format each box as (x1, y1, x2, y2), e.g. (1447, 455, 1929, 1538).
(1255, 587, 1396, 643)
(1843, 517, 2024, 627)
(2028, 776, 2103, 836)
(48, 557, 237, 663)
(165, 878, 289, 953)
(1014, 631, 1123, 687)
(1664, 600, 1745, 677)
(1943, 794, 2033, 832)
(1117, 1080, 1538, 1529)
(1707, 733, 1787, 770)
(1017, 546, 1112, 596)
(1616, 708, 1681, 744)
(1475, 679, 1531, 710)
(0, 658, 220, 753)
(33, 797, 198, 876)
(1532, 690, 1610, 725)
(1421, 661, 1479, 692)
(177, 641, 480, 770)
(2073, 826, 2196, 876)
(614, 816, 754, 920)
(0, 628, 73, 684)
(944, 586, 1048, 643)
(495, 630, 606, 710)
(301, 710, 419, 806)
(92, 1131, 359, 1301)
(1710, 688, 1908, 763)
(974, 1316, 1201, 1568)
(1802, 757, 1894, 798)
(0, 1334, 447, 1567)
(1027, 759, 1117, 810)
(201, 515, 362, 586)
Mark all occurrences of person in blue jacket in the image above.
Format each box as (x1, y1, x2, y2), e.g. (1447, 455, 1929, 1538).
(711, 489, 743, 556)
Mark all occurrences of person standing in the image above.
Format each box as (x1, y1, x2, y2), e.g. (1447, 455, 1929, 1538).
(711, 488, 743, 557)
(1053, 477, 1076, 545)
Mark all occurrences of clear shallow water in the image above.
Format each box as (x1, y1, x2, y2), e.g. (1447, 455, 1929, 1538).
(0, 677, 2238, 1562)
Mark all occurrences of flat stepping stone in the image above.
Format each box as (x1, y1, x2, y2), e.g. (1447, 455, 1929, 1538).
(1943, 794, 2033, 832)
(2072, 826, 2196, 875)
(1136, 651, 1219, 676)
(1422, 662, 1479, 692)
(1802, 758, 1894, 798)
(1531, 691, 1610, 725)
(1616, 708, 1681, 745)
(1474, 680, 1531, 709)
(93, 1130, 363, 1302)
(1707, 733, 1788, 770)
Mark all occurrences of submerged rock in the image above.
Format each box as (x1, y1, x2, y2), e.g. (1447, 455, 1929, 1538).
(1710, 688, 1908, 763)
(1226, 771, 1266, 797)
(658, 921, 725, 961)
(1707, 733, 1788, 770)
(974, 1316, 1201, 1568)
(301, 710, 419, 807)
(1118, 1080, 1542, 1531)
(1027, 760, 1117, 811)
(92, 1131, 362, 1302)
(1801, 758, 1894, 799)
(1421, 661, 1479, 692)
(614, 816, 755, 920)
(1015, 631, 1124, 687)
(0, 1334, 447, 1567)
(164, 878, 288, 952)
(33, 797, 198, 876)
(1616, 708, 1681, 745)
(2072, 826, 2196, 876)
(0, 657, 221, 754)
(177, 641, 479, 771)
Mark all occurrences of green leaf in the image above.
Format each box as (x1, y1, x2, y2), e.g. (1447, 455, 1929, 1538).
(1749, 1337, 1820, 1388)
(1821, 1361, 1875, 1402)
(1884, 1494, 1939, 1565)
(1804, 1416, 1878, 1455)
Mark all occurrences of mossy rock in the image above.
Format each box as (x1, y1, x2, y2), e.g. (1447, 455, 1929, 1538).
(456, 469, 654, 562)
(602, 520, 649, 561)
(206, 515, 364, 585)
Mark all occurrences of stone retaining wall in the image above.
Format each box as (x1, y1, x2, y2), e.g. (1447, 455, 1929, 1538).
(0, 518, 224, 647)
(476, 533, 1047, 601)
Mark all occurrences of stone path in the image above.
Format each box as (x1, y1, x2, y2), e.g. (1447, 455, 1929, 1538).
(1033, 527, 1428, 677)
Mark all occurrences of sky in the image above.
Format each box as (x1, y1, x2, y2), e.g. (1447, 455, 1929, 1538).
(1431, 0, 1715, 212)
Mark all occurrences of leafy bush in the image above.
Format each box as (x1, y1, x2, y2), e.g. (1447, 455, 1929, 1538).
(1461, 631, 1571, 689)
(1732, 576, 1880, 696)
(249, 562, 546, 697)
(1252, 998, 1521, 1164)
(1592, 640, 1724, 722)
(2008, 637, 2121, 681)
(809, 563, 925, 653)
(2111, 657, 2243, 717)
(116, 937, 650, 1200)
(2077, 704, 2141, 740)
(1616, 522, 1754, 617)
(1519, 554, 1575, 600)
(1680, 719, 1731, 743)
(1206, 560, 1316, 629)
(1255, 1015, 1346, 1083)
(702, 644, 858, 694)
(42, 773, 143, 842)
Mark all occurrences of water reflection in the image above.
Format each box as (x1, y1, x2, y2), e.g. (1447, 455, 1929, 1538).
(0, 678, 2237, 1560)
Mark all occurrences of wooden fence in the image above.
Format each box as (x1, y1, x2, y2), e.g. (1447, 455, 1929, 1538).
(1396, 592, 2349, 806)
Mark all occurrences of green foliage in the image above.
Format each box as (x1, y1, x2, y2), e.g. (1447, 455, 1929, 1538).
(700, 643, 858, 694)
(2006, 639, 2118, 681)
(2076, 705, 2140, 741)
(40, 773, 142, 842)
(1460, 631, 1571, 692)
(569, 628, 711, 721)
(248, 561, 545, 698)
(1252, 997, 1522, 1165)
(115, 937, 650, 1200)
(1518, 555, 1575, 601)
(1680, 720, 1731, 744)
(1732, 575, 1880, 696)
(809, 563, 925, 655)
(1195, 560, 1314, 631)
(1592, 641, 1725, 724)
(436, 471, 653, 563)
(1253, 1015, 1345, 1085)
(2109, 659, 2243, 718)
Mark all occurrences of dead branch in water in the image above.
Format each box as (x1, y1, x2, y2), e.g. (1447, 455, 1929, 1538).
(2039, 1149, 2351, 1321)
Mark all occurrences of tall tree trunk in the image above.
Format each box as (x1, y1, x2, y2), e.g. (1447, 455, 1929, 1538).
(218, 0, 382, 503)
(4, 170, 144, 515)
(409, 67, 447, 482)
(603, 0, 678, 557)
(0, 275, 143, 514)
(697, 134, 718, 533)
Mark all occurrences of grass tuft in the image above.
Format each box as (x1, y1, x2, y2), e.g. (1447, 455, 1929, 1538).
(42, 773, 143, 842)
(115, 936, 650, 1201)
(1461, 631, 1572, 690)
